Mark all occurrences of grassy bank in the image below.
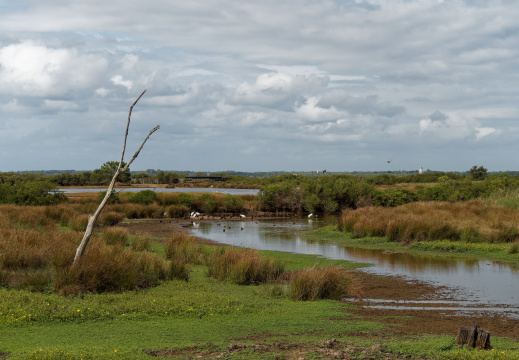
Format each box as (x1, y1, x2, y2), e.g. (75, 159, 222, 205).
(310, 225, 519, 264)
(3, 261, 519, 360)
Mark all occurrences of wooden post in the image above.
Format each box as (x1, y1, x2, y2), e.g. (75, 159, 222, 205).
(455, 325, 491, 350)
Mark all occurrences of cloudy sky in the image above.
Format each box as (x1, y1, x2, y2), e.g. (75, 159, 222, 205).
(1, 0, 518, 172)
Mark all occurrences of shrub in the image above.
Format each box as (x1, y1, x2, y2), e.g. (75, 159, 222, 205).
(97, 191, 120, 204)
(129, 190, 158, 205)
(207, 248, 284, 285)
(289, 266, 362, 301)
(167, 259, 189, 282)
(196, 193, 217, 213)
(165, 232, 206, 265)
(69, 214, 89, 231)
(54, 239, 172, 294)
(131, 235, 150, 252)
(508, 242, 519, 254)
(102, 227, 129, 246)
(220, 195, 244, 213)
(99, 211, 124, 226)
(176, 193, 195, 208)
(124, 204, 164, 219)
(166, 204, 189, 218)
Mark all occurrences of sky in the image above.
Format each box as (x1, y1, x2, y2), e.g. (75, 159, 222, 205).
(1, 0, 518, 173)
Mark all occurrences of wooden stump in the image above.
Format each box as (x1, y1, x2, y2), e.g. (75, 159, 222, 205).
(456, 325, 491, 350)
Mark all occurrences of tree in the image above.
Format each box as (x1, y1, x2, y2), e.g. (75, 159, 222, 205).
(73, 90, 159, 265)
(99, 160, 131, 183)
(468, 165, 488, 180)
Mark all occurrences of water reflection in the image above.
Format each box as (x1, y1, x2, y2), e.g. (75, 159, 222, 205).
(189, 216, 519, 306)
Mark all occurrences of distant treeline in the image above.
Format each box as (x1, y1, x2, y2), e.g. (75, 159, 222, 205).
(11, 168, 519, 178)
(3, 167, 519, 211)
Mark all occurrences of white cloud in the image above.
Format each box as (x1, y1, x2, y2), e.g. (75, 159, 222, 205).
(296, 97, 345, 122)
(475, 127, 496, 140)
(419, 112, 495, 141)
(110, 75, 133, 91)
(121, 54, 139, 71)
(233, 72, 329, 107)
(43, 100, 79, 112)
(0, 41, 108, 97)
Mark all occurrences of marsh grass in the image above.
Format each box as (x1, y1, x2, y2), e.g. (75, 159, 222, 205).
(54, 239, 173, 295)
(99, 211, 125, 226)
(207, 247, 284, 285)
(166, 204, 189, 218)
(288, 265, 363, 301)
(102, 226, 129, 246)
(0, 204, 174, 294)
(131, 235, 151, 252)
(339, 200, 519, 244)
(165, 232, 207, 265)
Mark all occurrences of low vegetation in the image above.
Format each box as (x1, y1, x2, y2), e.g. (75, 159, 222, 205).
(338, 200, 519, 244)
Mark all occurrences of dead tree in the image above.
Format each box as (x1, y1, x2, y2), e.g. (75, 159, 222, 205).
(73, 90, 159, 265)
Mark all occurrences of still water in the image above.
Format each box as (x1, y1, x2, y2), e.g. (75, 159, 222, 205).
(60, 187, 259, 195)
(189, 216, 519, 307)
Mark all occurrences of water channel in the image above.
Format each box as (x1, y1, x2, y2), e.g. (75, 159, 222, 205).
(188, 215, 519, 317)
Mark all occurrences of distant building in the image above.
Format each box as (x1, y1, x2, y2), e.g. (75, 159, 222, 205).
(419, 167, 423, 174)
(185, 176, 224, 182)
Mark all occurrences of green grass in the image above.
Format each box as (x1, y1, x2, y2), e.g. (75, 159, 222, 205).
(0, 266, 375, 359)
(2, 254, 519, 359)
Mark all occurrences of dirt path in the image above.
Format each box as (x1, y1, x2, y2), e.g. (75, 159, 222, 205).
(120, 219, 519, 340)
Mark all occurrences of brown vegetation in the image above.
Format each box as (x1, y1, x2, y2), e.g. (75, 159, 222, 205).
(288, 266, 363, 301)
(339, 200, 519, 243)
(0, 204, 177, 294)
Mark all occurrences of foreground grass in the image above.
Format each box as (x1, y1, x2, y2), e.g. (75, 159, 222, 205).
(1, 257, 519, 359)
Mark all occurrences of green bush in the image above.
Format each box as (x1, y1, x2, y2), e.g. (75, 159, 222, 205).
(221, 194, 244, 213)
(0, 181, 65, 205)
(166, 204, 189, 218)
(97, 191, 120, 204)
(129, 190, 158, 205)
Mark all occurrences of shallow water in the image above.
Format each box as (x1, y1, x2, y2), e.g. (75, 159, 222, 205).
(189, 216, 519, 307)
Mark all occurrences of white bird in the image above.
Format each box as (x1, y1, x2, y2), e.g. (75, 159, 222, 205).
(308, 213, 313, 218)
(240, 214, 246, 218)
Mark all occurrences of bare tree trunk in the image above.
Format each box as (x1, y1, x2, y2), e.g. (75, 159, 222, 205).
(73, 90, 159, 265)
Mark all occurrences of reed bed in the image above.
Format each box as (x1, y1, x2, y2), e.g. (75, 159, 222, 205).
(207, 247, 285, 285)
(288, 266, 363, 301)
(165, 232, 207, 265)
(0, 204, 179, 294)
(338, 200, 519, 243)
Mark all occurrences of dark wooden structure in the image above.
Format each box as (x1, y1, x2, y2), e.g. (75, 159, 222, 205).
(455, 325, 491, 350)
(185, 176, 224, 182)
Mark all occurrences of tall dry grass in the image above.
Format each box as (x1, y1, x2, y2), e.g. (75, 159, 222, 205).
(207, 248, 284, 285)
(0, 204, 176, 294)
(288, 266, 363, 301)
(54, 239, 174, 295)
(338, 200, 519, 243)
(165, 232, 206, 265)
